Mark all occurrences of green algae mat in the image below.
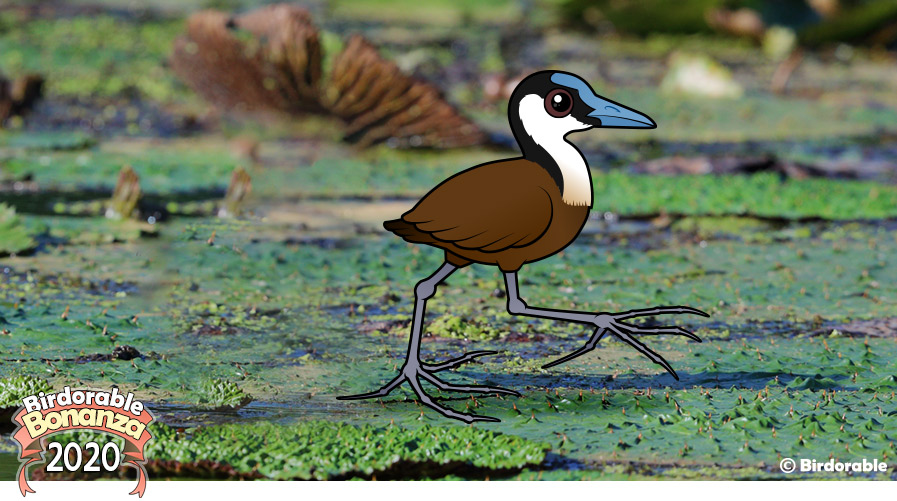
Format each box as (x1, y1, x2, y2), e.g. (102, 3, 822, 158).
(2, 175, 897, 480)
(3, 0, 897, 484)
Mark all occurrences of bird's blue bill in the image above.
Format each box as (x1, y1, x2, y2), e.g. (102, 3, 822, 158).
(551, 72, 656, 128)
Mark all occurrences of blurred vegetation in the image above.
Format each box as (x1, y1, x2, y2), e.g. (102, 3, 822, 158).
(801, 1, 897, 46)
(0, 13, 185, 102)
(559, 0, 897, 47)
(44, 420, 549, 479)
(328, 0, 524, 24)
(592, 171, 897, 219)
(145, 420, 548, 478)
(0, 375, 51, 408)
(0, 0, 896, 483)
(0, 203, 35, 256)
(559, 0, 722, 36)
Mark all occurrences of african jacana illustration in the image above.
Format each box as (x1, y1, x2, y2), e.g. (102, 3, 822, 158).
(339, 70, 707, 423)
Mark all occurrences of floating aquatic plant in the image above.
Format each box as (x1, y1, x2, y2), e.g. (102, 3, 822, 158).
(28, 420, 549, 480)
(143, 420, 549, 479)
(0, 374, 51, 408)
(0, 203, 35, 256)
(192, 378, 253, 411)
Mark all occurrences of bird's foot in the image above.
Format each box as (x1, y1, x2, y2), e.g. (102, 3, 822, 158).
(422, 349, 498, 372)
(542, 305, 708, 380)
(337, 355, 520, 423)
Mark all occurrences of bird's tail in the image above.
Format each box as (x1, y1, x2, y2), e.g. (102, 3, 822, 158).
(383, 218, 435, 244)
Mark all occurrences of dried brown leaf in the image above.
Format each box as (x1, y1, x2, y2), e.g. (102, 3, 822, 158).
(170, 6, 323, 114)
(326, 35, 485, 148)
(171, 4, 485, 149)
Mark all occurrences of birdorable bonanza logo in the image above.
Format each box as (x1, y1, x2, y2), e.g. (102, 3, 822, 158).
(10, 386, 154, 497)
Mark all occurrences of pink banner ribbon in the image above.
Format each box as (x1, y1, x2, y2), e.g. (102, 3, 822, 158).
(11, 402, 154, 497)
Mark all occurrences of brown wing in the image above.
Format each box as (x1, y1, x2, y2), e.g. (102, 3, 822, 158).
(402, 159, 554, 252)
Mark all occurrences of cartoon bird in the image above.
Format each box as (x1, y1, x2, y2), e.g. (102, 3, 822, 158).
(339, 71, 707, 422)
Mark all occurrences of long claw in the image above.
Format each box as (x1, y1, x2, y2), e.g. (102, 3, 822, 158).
(542, 346, 593, 369)
(419, 370, 521, 397)
(406, 373, 498, 423)
(618, 322, 702, 342)
(423, 350, 498, 372)
(614, 305, 709, 321)
(542, 328, 606, 369)
(339, 363, 516, 422)
(336, 391, 383, 401)
(337, 374, 403, 400)
(609, 324, 679, 380)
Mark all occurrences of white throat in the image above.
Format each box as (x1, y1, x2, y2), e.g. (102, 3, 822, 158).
(518, 94, 593, 207)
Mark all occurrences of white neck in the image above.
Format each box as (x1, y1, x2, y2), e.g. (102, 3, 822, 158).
(518, 95, 593, 207)
(537, 136, 592, 207)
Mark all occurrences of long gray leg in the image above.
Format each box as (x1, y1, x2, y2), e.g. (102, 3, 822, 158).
(340, 262, 456, 401)
(403, 262, 457, 363)
(339, 262, 517, 423)
(503, 272, 706, 379)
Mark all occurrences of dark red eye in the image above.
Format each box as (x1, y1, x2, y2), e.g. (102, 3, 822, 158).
(545, 89, 573, 117)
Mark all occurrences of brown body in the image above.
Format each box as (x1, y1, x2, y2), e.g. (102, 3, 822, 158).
(385, 158, 590, 272)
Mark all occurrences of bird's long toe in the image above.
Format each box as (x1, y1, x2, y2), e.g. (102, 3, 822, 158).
(607, 324, 679, 380)
(542, 327, 607, 369)
(336, 374, 403, 400)
(340, 363, 511, 422)
(541, 326, 607, 369)
(614, 305, 709, 320)
(406, 371, 501, 423)
(541, 312, 701, 380)
(423, 350, 498, 372)
(542, 347, 592, 369)
(419, 370, 521, 397)
(618, 322, 702, 342)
